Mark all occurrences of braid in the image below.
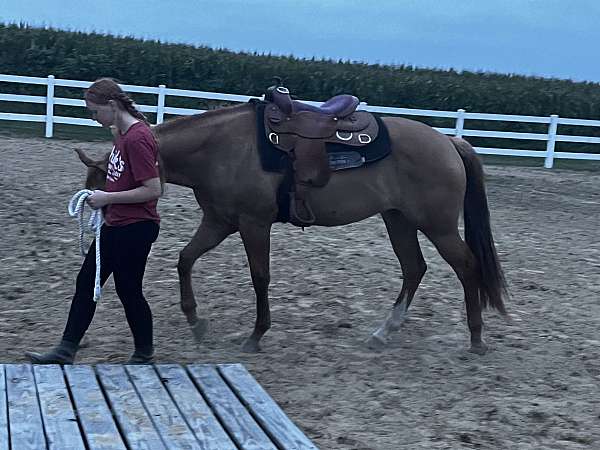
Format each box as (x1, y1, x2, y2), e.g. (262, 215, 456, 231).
(85, 78, 150, 125)
(116, 92, 150, 125)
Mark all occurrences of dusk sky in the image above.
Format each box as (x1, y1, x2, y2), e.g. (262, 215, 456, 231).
(2, 0, 599, 83)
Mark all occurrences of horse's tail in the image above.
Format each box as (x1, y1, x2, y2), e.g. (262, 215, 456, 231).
(450, 136, 508, 314)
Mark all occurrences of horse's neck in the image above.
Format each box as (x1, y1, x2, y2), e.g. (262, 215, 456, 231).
(154, 105, 256, 187)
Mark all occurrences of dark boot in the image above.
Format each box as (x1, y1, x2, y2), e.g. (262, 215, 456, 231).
(25, 340, 78, 365)
(127, 345, 154, 364)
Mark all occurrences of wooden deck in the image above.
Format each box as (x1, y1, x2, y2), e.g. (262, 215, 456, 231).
(0, 363, 318, 450)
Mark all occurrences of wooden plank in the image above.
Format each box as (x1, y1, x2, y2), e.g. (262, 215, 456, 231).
(554, 151, 600, 161)
(0, 112, 46, 122)
(163, 86, 256, 102)
(53, 116, 101, 126)
(125, 365, 201, 449)
(95, 365, 166, 450)
(219, 364, 318, 450)
(163, 106, 206, 116)
(0, 93, 47, 103)
(558, 117, 600, 127)
(155, 364, 236, 450)
(53, 97, 86, 107)
(187, 364, 277, 450)
(364, 104, 458, 118)
(5, 364, 47, 449)
(556, 134, 600, 144)
(462, 129, 549, 141)
(33, 365, 86, 450)
(64, 365, 127, 450)
(464, 111, 551, 123)
(0, 74, 49, 84)
(0, 366, 8, 450)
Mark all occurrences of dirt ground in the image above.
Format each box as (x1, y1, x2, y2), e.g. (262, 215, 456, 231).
(1, 134, 600, 449)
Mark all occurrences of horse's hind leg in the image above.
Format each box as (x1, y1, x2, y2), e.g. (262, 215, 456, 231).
(238, 219, 272, 353)
(177, 210, 236, 342)
(423, 230, 487, 354)
(367, 210, 427, 350)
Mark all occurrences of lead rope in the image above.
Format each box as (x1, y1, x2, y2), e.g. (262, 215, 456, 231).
(68, 190, 104, 302)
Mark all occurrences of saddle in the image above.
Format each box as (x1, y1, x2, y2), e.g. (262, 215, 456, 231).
(264, 85, 379, 226)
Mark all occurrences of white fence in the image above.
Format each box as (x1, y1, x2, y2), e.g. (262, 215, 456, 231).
(2, 73, 600, 168)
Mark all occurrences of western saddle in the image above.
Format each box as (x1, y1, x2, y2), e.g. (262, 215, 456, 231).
(264, 84, 379, 226)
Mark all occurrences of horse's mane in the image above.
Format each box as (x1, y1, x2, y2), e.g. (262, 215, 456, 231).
(154, 102, 254, 135)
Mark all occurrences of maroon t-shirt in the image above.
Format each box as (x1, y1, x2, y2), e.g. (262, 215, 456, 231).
(104, 122, 160, 226)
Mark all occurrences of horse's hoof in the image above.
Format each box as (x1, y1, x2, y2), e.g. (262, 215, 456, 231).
(366, 334, 386, 352)
(190, 319, 209, 343)
(241, 339, 261, 353)
(469, 342, 488, 355)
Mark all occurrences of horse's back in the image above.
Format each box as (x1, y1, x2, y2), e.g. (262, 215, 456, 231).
(382, 116, 465, 176)
(308, 116, 467, 227)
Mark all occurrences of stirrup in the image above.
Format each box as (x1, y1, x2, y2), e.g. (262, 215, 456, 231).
(289, 195, 316, 226)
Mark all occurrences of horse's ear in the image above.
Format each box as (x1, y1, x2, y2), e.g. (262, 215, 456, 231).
(74, 148, 109, 173)
(90, 151, 110, 173)
(74, 148, 95, 167)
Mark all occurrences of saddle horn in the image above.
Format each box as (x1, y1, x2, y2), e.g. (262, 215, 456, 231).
(265, 76, 285, 102)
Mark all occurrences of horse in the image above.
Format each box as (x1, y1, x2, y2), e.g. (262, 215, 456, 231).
(75, 101, 508, 355)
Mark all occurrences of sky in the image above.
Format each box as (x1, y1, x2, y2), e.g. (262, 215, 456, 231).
(2, 0, 600, 83)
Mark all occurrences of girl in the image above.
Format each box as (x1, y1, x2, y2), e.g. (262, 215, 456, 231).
(26, 78, 162, 364)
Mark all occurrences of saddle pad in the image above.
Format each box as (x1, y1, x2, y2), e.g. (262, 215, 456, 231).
(252, 100, 392, 174)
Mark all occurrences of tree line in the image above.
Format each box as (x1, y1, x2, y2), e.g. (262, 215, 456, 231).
(1, 23, 599, 151)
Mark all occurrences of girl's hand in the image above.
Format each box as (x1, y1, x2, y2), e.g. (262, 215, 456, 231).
(87, 190, 111, 209)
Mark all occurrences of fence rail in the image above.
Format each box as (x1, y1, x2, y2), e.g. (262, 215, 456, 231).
(2, 73, 600, 168)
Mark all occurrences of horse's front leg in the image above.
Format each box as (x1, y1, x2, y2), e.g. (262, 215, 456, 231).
(238, 218, 272, 353)
(177, 211, 236, 342)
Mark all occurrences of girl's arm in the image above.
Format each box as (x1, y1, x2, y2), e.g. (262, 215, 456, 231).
(87, 177, 161, 209)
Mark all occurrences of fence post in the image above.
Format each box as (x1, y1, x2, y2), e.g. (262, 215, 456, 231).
(455, 108, 465, 138)
(45, 75, 55, 138)
(156, 84, 166, 124)
(544, 114, 559, 168)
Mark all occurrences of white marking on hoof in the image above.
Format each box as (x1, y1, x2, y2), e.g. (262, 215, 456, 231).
(370, 300, 409, 344)
(389, 300, 409, 328)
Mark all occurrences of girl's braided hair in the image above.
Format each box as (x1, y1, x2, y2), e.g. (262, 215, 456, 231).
(84, 78, 149, 124)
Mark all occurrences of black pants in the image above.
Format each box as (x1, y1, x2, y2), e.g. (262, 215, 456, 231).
(62, 221, 159, 349)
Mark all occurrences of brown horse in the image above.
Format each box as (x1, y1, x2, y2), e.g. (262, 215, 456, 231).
(76, 102, 508, 355)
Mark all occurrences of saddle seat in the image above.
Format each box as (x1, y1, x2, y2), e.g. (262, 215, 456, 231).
(271, 86, 360, 118)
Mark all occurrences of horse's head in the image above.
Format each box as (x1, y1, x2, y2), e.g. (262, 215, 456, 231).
(74, 148, 110, 190)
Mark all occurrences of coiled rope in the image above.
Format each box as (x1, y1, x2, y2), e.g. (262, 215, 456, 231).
(68, 190, 104, 302)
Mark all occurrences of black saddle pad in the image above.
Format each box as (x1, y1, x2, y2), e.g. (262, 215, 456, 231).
(251, 99, 392, 173)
